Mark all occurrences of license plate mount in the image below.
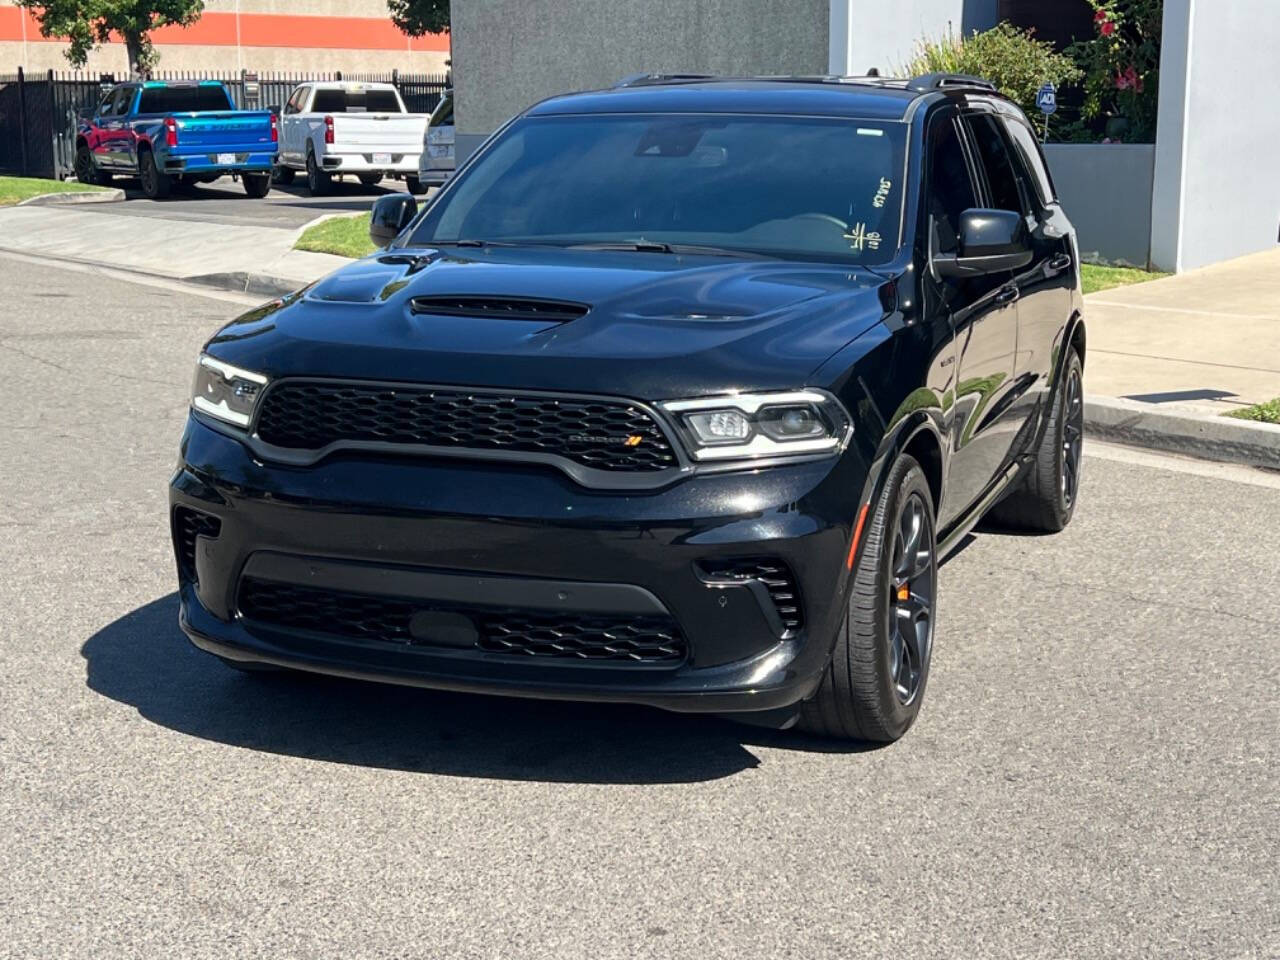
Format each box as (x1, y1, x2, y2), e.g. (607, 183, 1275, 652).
(216, 152, 237, 166)
(372, 152, 392, 166)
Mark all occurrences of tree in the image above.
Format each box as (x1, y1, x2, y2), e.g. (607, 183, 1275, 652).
(17, 0, 205, 72)
(388, 0, 449, 37)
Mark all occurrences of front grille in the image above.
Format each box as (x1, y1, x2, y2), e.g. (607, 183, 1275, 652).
(699, 558, 803, 634)
(238, 577, 688, 664)
(174, 507, 221, 582)
(410, 296, 589, 323)
(255, 382, 678, 473)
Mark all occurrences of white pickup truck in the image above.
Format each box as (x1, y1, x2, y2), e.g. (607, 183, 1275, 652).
(275, 81, 429, 195)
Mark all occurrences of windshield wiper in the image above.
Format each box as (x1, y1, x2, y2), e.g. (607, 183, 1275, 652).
(565, 241, 773, 260)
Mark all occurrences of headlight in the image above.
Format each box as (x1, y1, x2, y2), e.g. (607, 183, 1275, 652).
(660, 390, 851, 462)
(191, 353, 268, 428)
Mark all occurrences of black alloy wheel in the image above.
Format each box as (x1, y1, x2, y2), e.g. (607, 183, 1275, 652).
(888, 491, 936, 706)
(1061, 363, 1084, 509)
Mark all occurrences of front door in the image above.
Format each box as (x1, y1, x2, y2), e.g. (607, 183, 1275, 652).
(923, 112, 1021, 528)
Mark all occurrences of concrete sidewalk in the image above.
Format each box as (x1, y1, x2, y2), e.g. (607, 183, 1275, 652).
(1085, 248, 1280, 412)
(0, 204, 349, 296)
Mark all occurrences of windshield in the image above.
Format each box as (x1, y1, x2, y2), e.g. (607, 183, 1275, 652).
(408, 113, 907, 264)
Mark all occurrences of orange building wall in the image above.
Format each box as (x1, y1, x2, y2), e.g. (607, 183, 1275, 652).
(0, 1, 448, 74)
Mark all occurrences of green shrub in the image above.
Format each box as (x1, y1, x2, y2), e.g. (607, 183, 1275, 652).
(900, 22, 1083, 122)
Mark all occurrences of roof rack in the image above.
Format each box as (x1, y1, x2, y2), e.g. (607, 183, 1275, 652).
(906, 72, 998, 94)
(612, 73, 715, 88)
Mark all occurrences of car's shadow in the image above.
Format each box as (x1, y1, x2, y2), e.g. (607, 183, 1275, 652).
(81, 595, 877, 784)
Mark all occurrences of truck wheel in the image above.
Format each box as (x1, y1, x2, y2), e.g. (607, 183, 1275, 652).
(798, 454, 937, 743)
(272, 163, 296, 185)
(305, 150, 331, 196)
(405, 175, 427, 196)
(242, 172, 272, 198)
(139, 149, 170, 199)
(74, 143, 110, 186)
(987, 347, 1084, 533)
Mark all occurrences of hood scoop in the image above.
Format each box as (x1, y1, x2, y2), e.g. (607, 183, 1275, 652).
(409, 295, 590, 323)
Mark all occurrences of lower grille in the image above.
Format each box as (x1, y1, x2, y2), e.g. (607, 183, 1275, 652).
(237, 577, 688, 665)
(174, 507, 221, 582)
(698, 558, 803, 634)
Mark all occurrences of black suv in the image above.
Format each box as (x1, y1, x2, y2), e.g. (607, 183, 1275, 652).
(172, 73, 1085, 743)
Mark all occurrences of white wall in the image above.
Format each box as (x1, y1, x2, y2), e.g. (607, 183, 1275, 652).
(828, 0, 966, 75)
(1151, 0, 1280, 271)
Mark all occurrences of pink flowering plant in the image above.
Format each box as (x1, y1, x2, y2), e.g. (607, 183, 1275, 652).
(1069, 0, 1163, 141)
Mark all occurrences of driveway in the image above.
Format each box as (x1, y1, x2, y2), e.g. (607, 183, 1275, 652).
(1, 257, 1277, 959)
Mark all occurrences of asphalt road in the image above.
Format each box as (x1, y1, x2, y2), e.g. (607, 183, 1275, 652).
(2, 258, 1277, 959)
(75, 174, 419, 229)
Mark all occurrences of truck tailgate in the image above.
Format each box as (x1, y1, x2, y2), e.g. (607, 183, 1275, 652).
(173, 111, 275, 152)
(331, 114, 428, 153)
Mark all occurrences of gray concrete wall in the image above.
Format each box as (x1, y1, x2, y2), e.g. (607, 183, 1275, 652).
(452, 0, 829, 145)
(830, 0, 964, 74)
(1045, 144, 1155, 268)
(1152, 0, 1280, 271)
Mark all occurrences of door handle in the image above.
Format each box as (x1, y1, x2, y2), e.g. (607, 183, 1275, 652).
(1048, 253, 1072, 273)
(995, 285, 1020, 306)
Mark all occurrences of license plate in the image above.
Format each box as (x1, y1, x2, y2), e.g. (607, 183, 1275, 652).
(216, 153, 237, 165)
(372, 152, 392, 165)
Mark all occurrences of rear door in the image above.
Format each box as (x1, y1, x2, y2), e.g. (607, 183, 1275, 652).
(99, 85, 134, 168)
(281, 85, 310, 163)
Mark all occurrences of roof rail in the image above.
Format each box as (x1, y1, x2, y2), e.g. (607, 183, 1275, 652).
(906, 72, 997, 94)
(612, 73, 715, 88)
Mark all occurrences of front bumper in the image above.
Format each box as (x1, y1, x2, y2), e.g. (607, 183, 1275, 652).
(170, 416, 867, 716)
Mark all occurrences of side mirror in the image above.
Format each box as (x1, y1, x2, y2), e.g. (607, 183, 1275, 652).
(267, 104, 281, 116)
(369, 193, 418, 248)
(934, 208, 1032, 278)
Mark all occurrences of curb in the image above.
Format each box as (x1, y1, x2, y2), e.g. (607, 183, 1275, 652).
(17, 188, 125, 206)
(184, 271, 304, 298)
(1085, 395, 1280, 471)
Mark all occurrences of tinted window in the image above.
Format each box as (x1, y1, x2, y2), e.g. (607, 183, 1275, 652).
(285, 87, 307, 115)
(1002, 117, 1056, 204)
(311, 88, 403, 113)
(137, 85, 233, 114)
(966, 114, 1026, 214)
(109, 87, 134, 115)
(429, 93, 454, 127)
(925, 116, 977, 254)
(410, 114, 907, 264)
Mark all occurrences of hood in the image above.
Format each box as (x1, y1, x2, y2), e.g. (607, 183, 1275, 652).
(206, 246, 890, 399)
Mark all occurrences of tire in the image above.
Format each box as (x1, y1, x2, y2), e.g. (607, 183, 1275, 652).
(272, 163, 296, 185)
(74, 143, 110, 186)
(138, 149, 170, 199)
(305, 149, 331, 196)
(242, 172, 272, 198)
(799, 454, 938, 743)
(405, 175, 427, 196)
(358, 173, 382, 187)
(987, 347, 1084, 533)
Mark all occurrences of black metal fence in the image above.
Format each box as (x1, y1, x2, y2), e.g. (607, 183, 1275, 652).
(0, 68, 449, 180)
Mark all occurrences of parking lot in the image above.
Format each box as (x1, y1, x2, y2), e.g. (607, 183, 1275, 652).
(1, 257, 1276, 958)
(73, 174, 418, 230)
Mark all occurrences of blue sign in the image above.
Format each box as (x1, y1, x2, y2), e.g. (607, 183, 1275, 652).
(1036, 83, 1058, 115)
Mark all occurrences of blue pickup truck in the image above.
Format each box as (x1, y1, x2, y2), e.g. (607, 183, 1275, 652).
(75, 80, 277, 199)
